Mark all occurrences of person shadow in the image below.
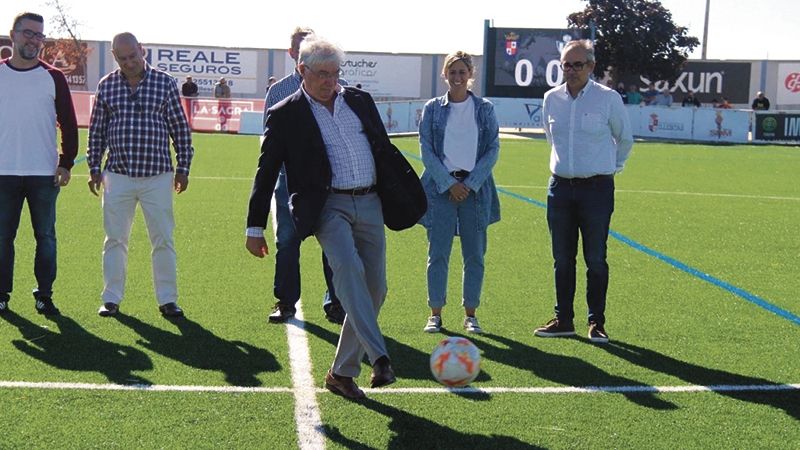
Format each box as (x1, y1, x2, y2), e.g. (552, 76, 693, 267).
(594, 340, 800, 419)
(476, 333, 677, 410)
(1, 311, 153, 385)
(303, 321, 433, 382)
(114, 313, 279, 386)
(323, 397, 544, 449)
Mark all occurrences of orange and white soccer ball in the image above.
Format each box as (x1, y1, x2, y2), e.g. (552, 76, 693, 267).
(429, 337, 481, 387)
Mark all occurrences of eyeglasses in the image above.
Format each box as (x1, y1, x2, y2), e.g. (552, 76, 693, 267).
(305, 66, 343, 81)
(15, 28, 47, 41)
(560, 61, 588, 72)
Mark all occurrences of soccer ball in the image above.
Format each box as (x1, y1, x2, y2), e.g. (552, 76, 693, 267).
(429, 337, 481, 387)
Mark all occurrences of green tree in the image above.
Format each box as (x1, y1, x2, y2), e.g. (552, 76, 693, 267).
(568, 0, 700, 82)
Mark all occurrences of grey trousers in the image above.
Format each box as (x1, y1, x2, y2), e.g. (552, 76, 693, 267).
(314, 192, 388, 378)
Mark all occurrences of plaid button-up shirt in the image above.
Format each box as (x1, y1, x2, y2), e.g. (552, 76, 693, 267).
(87, 64, 193, 177)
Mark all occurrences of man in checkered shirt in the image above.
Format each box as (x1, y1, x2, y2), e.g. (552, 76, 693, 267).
(87, 32, 194, 319)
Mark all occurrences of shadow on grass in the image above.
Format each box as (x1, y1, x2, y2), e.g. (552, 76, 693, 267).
(303, 321, 433, 382)
(597, 340, 800, 420)
(1, 311, 153, 385)
(476, 333, 677, 410)
(323, 397, 544, 449)
(115, 313, 280, 386)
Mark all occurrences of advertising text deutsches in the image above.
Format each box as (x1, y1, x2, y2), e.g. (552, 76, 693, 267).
(147, 49, 242, 76)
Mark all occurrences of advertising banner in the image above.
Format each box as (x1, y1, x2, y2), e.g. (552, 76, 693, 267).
(283, 54, 423, 99)
(624, 61, 751, 105)
(185, 98, 266, 132)
(753, 112, 800, 142)
(692, 109, 750, 143)
(145, 45, 259, 97)
(631, 106, 693, 139)
(484, 28, 588, 98)
(1, 37, 89, 89)
(487, 98, 543, 128)
(776, 63, 800, 105)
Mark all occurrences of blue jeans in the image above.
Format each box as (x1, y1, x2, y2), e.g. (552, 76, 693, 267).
(426, 190, 487, 310)
(546, 175, 614, 325)
(0, 176, 60, 301)
(272, 170, 339, 310)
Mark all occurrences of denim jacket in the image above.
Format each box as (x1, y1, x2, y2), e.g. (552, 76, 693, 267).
(418, 91, 501, 229)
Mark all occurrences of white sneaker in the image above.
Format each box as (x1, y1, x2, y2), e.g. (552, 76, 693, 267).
(463, 316, 483, 334)
(423, 315, 442, 333)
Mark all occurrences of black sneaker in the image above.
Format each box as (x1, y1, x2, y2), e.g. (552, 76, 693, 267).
(268, 303, 295, 323)
(588, 322, 609, 344)
(0, 298, 9, 315)
(324, 303, 345, 325)
(533, 317, 575, 337)
(98, 302, 120, 317)
(34, 296, 60, 316)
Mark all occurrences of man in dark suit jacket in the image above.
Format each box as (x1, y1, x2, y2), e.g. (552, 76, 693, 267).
(245, 37, 395, 400)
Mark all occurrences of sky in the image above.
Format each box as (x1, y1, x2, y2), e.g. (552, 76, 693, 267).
(2, 0, 797, 61)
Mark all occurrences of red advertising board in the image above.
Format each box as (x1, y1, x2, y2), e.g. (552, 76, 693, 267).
(70, 91, 264, 134)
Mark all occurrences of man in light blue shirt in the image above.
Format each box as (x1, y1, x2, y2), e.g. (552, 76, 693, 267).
(261, 27, 344, 325)
(534, 39, 633, 344)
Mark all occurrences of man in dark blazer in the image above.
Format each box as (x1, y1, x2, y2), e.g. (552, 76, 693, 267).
(245, 37, 395, 400)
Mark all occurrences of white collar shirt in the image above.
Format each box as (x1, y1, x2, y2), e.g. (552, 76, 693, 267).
(542, 79, 633, 178)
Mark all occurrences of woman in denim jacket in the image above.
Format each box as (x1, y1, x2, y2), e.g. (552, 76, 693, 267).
(418, 51, 500, 335)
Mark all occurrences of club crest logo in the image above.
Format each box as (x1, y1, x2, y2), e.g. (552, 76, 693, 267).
(504, 32, 519, 57)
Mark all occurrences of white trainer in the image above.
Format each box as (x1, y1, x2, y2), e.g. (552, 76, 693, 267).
(463, 316, 483, 334)
(423, 315, 442, 333)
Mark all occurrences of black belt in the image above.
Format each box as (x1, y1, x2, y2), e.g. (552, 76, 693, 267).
(552, 174, 613, 185)
(331, 185, 376, 196)
(450, 170, 470, 180)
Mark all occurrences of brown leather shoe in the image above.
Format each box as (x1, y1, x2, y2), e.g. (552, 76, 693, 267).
(325, 370, 365, 400)
(370, 355, 396, 388)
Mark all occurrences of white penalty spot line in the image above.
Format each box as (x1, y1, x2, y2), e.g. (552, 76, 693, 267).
(285, 298, 327, 450)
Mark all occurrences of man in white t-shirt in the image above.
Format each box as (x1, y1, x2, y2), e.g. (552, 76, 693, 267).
(0, 12, 78, 316)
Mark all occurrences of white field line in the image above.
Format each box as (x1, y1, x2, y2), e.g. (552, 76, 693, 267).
(497, 185, 800, 202)
(285, 299, 327, 450)
(2, 381, 797, 395)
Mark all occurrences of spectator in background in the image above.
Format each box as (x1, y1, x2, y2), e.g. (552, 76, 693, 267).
(751, 91, 770, 110)
(626, 84, 642, 105)
(87, 32, 194, 319)
(1, 11, 78, 316)
(261, 27, 344, 325)
(214, 77, 231, 98)
(710, 98, 719, 108)
(418, 51, 500, 335)
(615, 82, 627, 104)
(681, 91, 701, 107)
(653, 88, 672, 106)
(355, 83, 362, 89)
(535, 39, 633, 344)
(717, 97, 732, 109)
(642, 83, 658, 105)
(181, 75, 198, 97)
(265, 76, 276, 94)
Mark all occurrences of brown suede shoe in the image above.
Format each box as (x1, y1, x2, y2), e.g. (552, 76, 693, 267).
(324, 370, 365, 400)
(370, 355, 396, 388)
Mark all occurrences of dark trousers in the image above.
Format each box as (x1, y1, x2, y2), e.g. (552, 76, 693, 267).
(546, 175, 614, 325)
(0, 176, 60, 301)
(272, 170, 339, 311)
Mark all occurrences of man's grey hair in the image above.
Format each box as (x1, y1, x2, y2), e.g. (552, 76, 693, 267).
(298, 37, 344, 69)
(112, 32, 139, 50)
(561, 39, 595, 63)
